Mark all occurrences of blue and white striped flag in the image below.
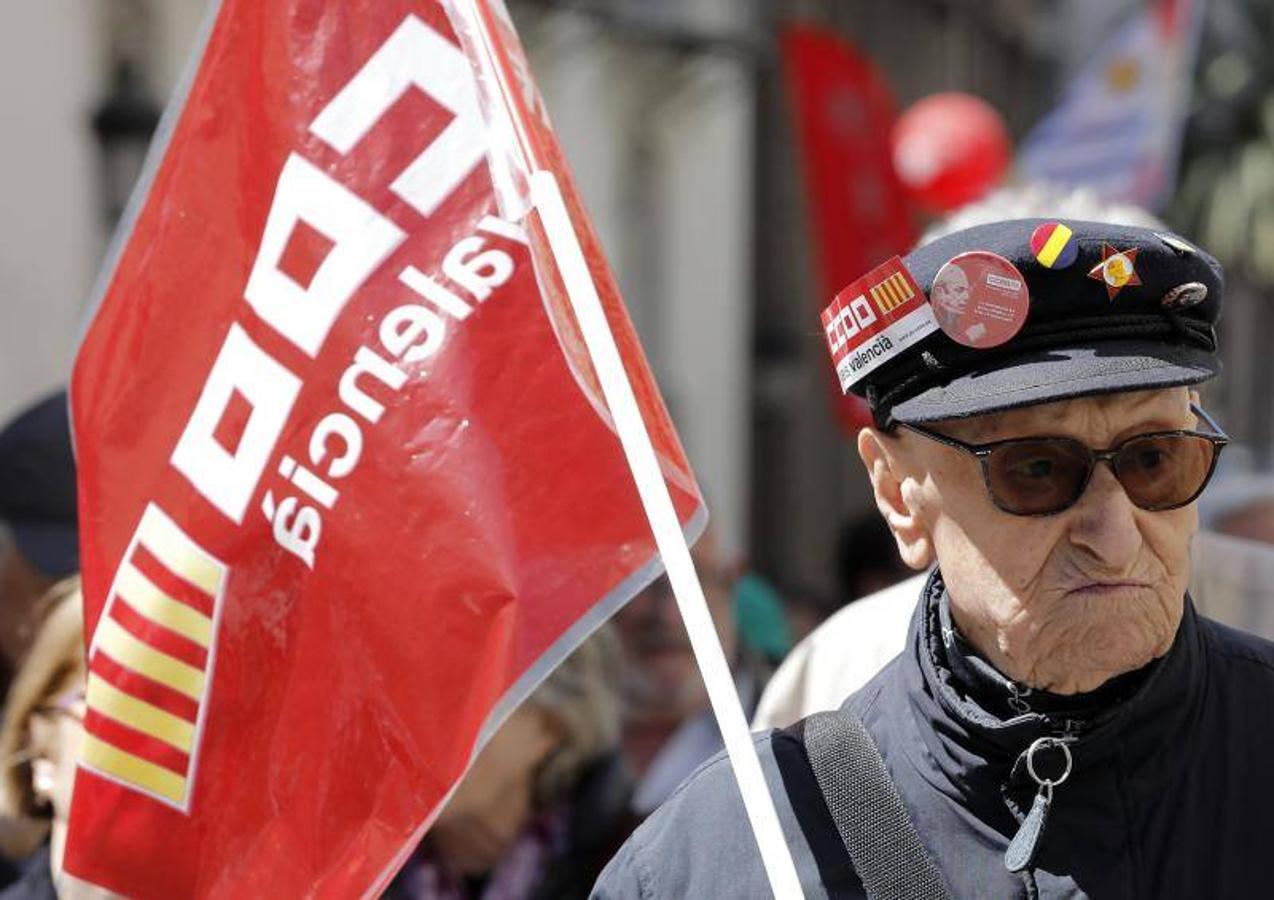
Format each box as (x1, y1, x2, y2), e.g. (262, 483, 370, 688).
(1017, 0, 1206, 210)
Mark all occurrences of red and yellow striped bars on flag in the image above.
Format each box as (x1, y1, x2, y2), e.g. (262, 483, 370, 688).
(80, 504, 225, 812)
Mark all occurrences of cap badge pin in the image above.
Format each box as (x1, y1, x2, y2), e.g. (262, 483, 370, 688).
(1162, 282, 1208, 310)
(1030, 222, 1078, 269)
(1088, 243, 1142, 300)
(930, 251, 1030, 349)
(1156, 233, 1197, 256)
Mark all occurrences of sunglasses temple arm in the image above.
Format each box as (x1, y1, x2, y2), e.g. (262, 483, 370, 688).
(898, 422, 983, 455)
(1191, 404, 1230, 441)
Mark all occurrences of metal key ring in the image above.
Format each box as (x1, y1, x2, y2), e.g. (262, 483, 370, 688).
(1025, 737, 1073, 788)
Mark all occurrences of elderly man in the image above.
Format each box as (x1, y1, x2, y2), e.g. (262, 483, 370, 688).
(592, 220, 1274, 898)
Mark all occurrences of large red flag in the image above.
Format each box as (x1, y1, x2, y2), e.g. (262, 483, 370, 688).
(65, 2, 703, 896)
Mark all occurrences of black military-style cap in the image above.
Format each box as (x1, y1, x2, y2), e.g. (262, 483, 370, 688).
(849, 218, 1222, 428)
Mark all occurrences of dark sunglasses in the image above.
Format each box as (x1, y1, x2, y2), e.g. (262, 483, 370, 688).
(898, 404, 1229, 516)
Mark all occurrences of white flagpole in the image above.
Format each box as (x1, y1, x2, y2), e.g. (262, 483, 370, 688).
(530, 170, 805, 900)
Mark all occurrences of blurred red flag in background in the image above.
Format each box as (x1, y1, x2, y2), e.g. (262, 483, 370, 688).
(780, 25, 916, 432)
(65, 1, 703, 896)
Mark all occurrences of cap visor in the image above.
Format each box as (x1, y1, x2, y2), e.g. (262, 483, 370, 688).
(890, 340, 1220, 424)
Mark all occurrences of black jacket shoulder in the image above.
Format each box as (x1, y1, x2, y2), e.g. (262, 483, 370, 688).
(1200, 615, 1274, 671)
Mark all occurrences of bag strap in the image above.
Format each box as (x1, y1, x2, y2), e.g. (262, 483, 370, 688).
(803, 709, 952, 900)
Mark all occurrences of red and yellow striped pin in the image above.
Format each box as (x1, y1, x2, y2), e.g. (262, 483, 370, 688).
(1030, 222, 1079, 269)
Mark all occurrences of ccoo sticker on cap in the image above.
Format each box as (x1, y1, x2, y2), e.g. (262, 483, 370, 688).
(821, 257, 939, 394)
(930, 251, 1030, 349)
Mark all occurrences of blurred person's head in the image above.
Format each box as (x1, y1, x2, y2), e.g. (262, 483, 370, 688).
(1211, 501, 1274, 544)
(0, 577, 84, 884)
(1196, 451, 1274, 544)
(0, 392, 79, 683)
(836, 511, 912, 601)
(772, 580, 836, 643)
(426, 627, 621, 878)
(612, 530, 735, 729)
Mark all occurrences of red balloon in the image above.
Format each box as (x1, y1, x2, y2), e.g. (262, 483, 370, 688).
(891, 92, 1012, 213)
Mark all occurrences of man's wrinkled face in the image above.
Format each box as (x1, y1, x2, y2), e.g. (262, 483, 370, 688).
(894, 388, 1197, 693)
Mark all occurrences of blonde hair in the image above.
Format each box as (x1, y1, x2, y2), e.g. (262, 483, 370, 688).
(528, 624, 622, 805)
(0, 578, 84, 819)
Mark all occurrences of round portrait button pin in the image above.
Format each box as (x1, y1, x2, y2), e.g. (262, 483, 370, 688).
(930, 251, 1030, 348)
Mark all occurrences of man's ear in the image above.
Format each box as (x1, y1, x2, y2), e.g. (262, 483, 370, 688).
(857, 428, 934, 570)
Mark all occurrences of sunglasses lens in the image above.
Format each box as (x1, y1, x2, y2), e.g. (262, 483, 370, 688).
(986, 440, 1093, 515)
(1113, 434, 1217, 510)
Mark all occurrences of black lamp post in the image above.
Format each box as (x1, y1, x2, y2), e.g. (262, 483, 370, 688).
(91, 61, 161, 228)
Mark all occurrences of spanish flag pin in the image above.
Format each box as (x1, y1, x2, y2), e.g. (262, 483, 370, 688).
(1030, 222, 1078, 269)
